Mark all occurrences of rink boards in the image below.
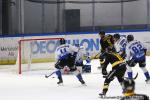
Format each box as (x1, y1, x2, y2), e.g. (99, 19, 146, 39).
(0, 30, 150, 65)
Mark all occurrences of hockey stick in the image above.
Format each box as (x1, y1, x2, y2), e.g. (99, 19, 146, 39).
(133, 72, 138, 80)
(91, 52, 101, 59)
(124, 72, 138, 80)
(103, 72, 138, 80)
(45, 71, 56, 78)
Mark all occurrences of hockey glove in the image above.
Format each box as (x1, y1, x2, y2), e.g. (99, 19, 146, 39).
(99, 52, 106, 60)
(126, 59, 135, 67)
(102, 68, 108, 76)
(144, 49, 147, 55)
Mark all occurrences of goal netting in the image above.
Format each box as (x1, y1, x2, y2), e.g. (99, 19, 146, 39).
(16, 37, 64, 74)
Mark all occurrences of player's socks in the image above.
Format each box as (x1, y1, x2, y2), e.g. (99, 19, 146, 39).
(128, 72, 133, 79)
(56, 70, 63, 84)
(144, 72, 150, 79)
(76, 74, 85, 85)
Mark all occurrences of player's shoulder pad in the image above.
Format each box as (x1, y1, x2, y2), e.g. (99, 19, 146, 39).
(105, 34, 113, 39)
(107, 34, 113, 37)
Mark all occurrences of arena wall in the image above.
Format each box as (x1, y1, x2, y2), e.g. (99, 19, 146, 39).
(0, 30, 150, 65)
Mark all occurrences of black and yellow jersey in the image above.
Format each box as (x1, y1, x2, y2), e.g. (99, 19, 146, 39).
(100, 35, 114, 53)
(100, 52, 125, 69)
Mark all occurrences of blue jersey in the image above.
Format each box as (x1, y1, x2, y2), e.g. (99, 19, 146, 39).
(126, 40, 146, 61)
(114, 36, 127, 54)
(55, 44, 78, 61)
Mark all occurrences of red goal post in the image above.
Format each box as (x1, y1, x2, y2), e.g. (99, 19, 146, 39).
(18, 37, 64, 74)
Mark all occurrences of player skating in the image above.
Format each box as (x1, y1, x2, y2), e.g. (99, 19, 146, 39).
(125, 35, 150, 83)
(53, 39, 86, 85)
(99, 47, 126, 96)
(98, 31, 114, 76)
(113, 33, 127, 59)
(74, 44, 91, 73)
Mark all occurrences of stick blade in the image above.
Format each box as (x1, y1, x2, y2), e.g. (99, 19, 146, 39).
(45, 75, 48, 78)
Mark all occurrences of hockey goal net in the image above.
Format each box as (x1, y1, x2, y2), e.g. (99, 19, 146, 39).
(16, 37, 64, 74)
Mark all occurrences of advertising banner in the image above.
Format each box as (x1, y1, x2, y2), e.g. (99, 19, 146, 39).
(0, 31, 150, 65)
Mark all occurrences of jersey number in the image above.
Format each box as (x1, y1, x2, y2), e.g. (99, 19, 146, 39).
(60, 48, 67, 53)
(120, 39, 126, 48)
(132, 44, 143, 53)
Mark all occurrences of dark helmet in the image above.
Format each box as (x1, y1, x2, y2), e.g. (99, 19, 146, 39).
(99, 31, 105, 35)
(60, 38, 66, 45)
(127, 35, 134, 42)
(122, 78, 135, 93)
(113, 33, 120, 39)
(74, 43, 80, 47)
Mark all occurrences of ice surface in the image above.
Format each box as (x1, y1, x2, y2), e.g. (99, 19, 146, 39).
(0, 57, 150, 100)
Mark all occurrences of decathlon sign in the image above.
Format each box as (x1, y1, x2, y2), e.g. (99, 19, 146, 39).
(31, 38, 100, 54)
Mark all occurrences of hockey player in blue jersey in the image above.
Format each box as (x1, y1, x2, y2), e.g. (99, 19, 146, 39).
(54, 39, 86, 85)
(125, 35, 150, 83)
(74, 44, 91, 73)
(113, 33, 127, 59)
(83, 55, 91, 73)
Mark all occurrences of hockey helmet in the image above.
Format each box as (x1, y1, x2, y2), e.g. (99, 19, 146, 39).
(74, 43, 80, 47)
(60, 38, 66, 45)
(122, 78, 135, 93)
(127, 35, 134, 42)
(113, 33, 120, 39)
(99, 31, 105, 35)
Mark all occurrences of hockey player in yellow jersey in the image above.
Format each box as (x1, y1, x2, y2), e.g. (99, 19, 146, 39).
(98, 31, 114, 76)
(99, 47, 126, 96)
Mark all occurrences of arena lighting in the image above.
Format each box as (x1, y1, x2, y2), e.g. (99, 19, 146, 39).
(26, 0, 139, 4)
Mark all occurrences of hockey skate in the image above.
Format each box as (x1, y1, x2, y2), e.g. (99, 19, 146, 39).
(145, 78, 150, 84)
(97, 66, 102, 69)
(57, 77, 63, 85)
(79, 80, 86, 86)
(99, 92, 106, 98)
(57, 80, 63, 86)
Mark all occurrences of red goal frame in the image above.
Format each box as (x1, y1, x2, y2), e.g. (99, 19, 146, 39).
(18, 37, 64, 74)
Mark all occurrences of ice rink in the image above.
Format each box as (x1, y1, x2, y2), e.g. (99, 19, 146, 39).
(0, 58, 150, 100)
